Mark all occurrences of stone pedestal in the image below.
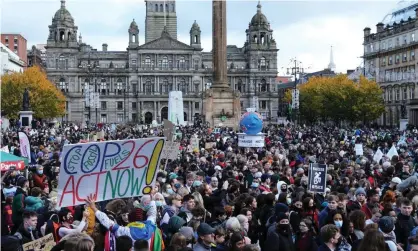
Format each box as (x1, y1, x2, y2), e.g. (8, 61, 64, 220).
(204, 88, 241, 130)
(19, 110, 34, 127)
(399, 118, 408, 131)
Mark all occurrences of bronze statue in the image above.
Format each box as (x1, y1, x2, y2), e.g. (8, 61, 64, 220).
(22, 88, 30, 111)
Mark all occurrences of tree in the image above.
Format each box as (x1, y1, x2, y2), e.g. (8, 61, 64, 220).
(1, 66, 66, 119)
(352, 76, 385, 123)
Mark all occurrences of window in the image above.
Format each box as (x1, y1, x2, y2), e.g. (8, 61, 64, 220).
(260, 57, 267, 70)
(144, 80, 153, 94)
(179, 79, 187, 93)
(240, 101, 244, 108)
(382, 57, 386, 66)
(101, 101, 107, 110)
(382, 41, 386, 50)
(14, 45, 18, 50)
(161, 79, 169, 94)
(145, 56, 151, 68)
(131, 59, 137, 69)
(117, 114, 124, 122)
(58, 55, 68, 69)
(396, 88, 400, 100)
(411, 51, 415, 60)
(100, 79, 107, 95)
(370, 44, 373, 52)
(389, 56, 393, 65)
(132, 102, 137, 109)
(260, 79, 268, 92)
(388, 39, 393, 48)
(194, 59, 199, 70)
(404, 35, 407, 44)
(195, 102, 199, 109)
(395, 54, 400, 63)
(116, 79, 123, 95)
(412, 33, 415, 42)
(403, 53, 407, 62)
(396, 37, 400, 46)
(117, 101, 123, 110)
(178, 57, 185, 69)
(410, 86, 415, 99)
(236, 79, 243, 92)
(132, 113, 137, 122)
(389, 89, 393, 101)
(259, 101, 267, 109)
(162, 56, 168, 69)
(132, 84, 137, 93)
(58, 78, 68, 92)
(403, 87, 407, 100)
(101, 114, 107, 123)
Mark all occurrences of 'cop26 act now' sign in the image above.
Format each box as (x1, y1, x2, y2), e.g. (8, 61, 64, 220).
(57, 138, 165, 207)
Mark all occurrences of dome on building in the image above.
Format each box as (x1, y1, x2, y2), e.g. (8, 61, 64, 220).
(130, 19, 139, 30)
(53, 0, 74, 23)
(382, 0, 418, 25)
(191, 20, 200, 30)
(250, 2, 269, 26)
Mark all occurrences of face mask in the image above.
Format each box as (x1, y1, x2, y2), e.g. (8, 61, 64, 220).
(278, 223, 289, 235)
(37, 170, 43, 175)
(160, 178, 166, 183)
(334, 220, 343, 228)
(167, 188, 175, 194)
(27, 225, 33, 232)
(378, 168, 383, 173)
(155, 201, 163, 207)
(286, 198, 292, 205)
(251, 182, 259, 188)
(143, 204, 151, 211)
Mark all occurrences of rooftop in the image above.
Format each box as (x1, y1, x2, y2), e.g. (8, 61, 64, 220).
(382, 1, 418, 25)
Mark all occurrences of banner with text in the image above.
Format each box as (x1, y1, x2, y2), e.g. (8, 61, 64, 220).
(237, 133, 265, 148)
(308, 163, 327, 193)
(57, 138, 165, 207)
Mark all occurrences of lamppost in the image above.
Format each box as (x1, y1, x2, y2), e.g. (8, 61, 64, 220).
(286, 58, 305, 124)
(79, 53, 100, 124)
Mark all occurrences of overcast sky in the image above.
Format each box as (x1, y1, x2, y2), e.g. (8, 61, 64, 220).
(1, 0, 404, 74)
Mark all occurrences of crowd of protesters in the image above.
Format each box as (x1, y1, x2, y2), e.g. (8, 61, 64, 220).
(1, 121, 418, 251)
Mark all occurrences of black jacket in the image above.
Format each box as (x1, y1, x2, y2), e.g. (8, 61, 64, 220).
(16, 224, 40, 244)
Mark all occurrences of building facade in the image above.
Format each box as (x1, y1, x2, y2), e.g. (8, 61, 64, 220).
(0, 43, 25, 75)
(45, 0, 278, 124)
(27, 45, 46, 71)
(363, 3, 418, 127)
(1, 34, 27, 67)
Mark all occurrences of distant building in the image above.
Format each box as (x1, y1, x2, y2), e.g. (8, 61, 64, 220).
(362, 1, 418, 127)
(0, 34, 27, 67)
(0, 43, 25, 75)
(27, 45, 46, 71)
(35, 44, 47, 64)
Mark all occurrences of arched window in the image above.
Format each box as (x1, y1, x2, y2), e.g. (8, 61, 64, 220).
(161, 79, 169, 94)
(144, 79, 153, 94)
(160, 4, 163, 12)
(206, 79, 212, 90)
(155, 4, 158, 12)
(116, 79, 123, 95)
(145, 56, 151, 68)
(179, 79, 187, 93)
(260, 79, 267, 92)
(101, 78, 107, 95)
(179, 56, 185, 69)
(162, 56, 168, 69)
(260, 34, 265, 44)
(236, 79, 243, 92)
(59, 55, 67, 69)
(165, 4, 168, 12)
(59, 78, 68, 92)
(253, 35, 258, 43)
(132, 34, 136, 43)
(60, 31, 65, 41)
(194, 35, 198, 43)
(260, 57, 266, 70)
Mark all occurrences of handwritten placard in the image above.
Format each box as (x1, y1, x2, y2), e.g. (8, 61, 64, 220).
(190, 138, 199, 152)
(23, 233, 54, 251)
(161, 142, 180, 160)
(57, 138, 165, 207)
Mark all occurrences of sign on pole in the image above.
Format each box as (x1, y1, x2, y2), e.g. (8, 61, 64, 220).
(57, 138, 165, 207)
(291, 89, 300, 109)
(307, 163, 327, 193)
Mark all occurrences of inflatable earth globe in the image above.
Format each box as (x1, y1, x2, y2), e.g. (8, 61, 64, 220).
(240, 112, 263, 135)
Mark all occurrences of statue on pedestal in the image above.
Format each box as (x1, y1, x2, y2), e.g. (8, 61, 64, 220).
(22, 88, 30, 111)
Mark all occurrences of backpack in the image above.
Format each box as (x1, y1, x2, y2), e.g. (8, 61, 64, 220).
(1, 233, 24, 251)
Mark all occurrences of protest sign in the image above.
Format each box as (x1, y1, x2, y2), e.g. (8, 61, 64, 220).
(308, 163, 327, 193)
(354, 144, 363, 156)
(23, 233, 54, 251)
(373, 149, 383, 163)
(190, 138, 199, 152)
(19, 132, 31, 163)
(57, 138, 165, 207)
(161, 141, 180, 160)
(205, 142, 215, 149)
(387, 145, 398, 159)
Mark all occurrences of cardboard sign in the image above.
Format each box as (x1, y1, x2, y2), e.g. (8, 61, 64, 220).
(308, 163, 327, 193)
(190, 138, 199, 152)
(354, 144, 363, 156)
(205, 142, 215, 149)
(161, 141, 180, 160)
(23, 233, 54, 251)
(57, 138, 165, 207)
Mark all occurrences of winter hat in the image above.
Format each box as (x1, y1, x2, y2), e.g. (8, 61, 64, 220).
(168, 216, 187, 232)
(275, 203, 289, 216)
(261, 174, 271, 183)
(391, 177, 402, 185)
(276, 212, 288, 223)
(17, 176, 28, 188)
(179, 226, 194, 241)
(379, 216, 394, 233)
(355, 187, 366, 196)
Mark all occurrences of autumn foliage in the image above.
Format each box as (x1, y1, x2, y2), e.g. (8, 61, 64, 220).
(285, 75, 385, 124)
(1, 66, 66, 119)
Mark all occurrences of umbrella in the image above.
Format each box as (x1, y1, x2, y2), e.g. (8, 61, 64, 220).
(0, 152, 28, 172)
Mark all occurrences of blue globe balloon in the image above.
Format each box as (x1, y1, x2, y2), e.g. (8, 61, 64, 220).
(240, 112, 263, 135)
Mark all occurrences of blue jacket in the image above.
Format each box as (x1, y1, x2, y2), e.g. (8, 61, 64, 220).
(318, 207, 330, 228)
(25, 196, 44, 212)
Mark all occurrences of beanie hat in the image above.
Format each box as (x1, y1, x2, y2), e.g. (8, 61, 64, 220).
(276, 212, 288, 223)
(355, 187, 366, 196)
(379, 216, 394, 233)
(275, 203, 289, 216)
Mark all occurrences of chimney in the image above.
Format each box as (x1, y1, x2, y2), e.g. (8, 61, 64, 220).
(102, 43, 108, 52)
(376, 22, 384, 33)
(363, 27, 371, 37)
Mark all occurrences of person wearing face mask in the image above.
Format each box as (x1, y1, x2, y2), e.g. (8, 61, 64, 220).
(319, 195, 339, 228)
(130, 195, 157, 223)
(264, 213, 295, 251)
(318, 224, 352, 251)
(295, 218, 318, 251)
(31, 165, 48, 190)
(259, 174, 272, 193)
(289, 199, 303, 234)
(15, 211, 40, 244)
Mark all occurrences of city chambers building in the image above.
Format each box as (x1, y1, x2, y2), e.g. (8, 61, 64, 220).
(45, 0, 279, 124)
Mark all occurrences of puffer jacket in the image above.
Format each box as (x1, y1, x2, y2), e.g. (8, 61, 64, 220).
(25, 196, 44, 212)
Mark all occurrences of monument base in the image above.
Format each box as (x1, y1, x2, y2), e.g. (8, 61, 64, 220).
(19, 110, 34, 127)
(399, 118, 408, 131)
(204, 88, 241, 130)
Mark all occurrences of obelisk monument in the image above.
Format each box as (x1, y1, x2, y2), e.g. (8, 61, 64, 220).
(204, 0, 241, 129)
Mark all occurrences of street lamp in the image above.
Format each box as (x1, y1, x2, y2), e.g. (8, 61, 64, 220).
(286, 58, 306, 124)
(79, 53, 100, 124)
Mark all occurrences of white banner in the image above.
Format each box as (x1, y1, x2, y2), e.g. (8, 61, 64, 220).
(18, 132, 31, 163)
(237, 133, 265, 148)
(373, 149, 383, 163)
(168, 91, 185, 125)
(57, 138, 165, 207)
(354, 144, 363, 156)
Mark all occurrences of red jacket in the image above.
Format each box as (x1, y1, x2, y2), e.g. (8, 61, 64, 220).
(32, 173, 47, 190)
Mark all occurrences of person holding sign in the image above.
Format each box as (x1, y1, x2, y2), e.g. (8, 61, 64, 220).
(57, 207, 89, 239)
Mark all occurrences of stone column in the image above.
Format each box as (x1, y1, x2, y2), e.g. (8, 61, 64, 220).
(212, 0, 228, 88)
